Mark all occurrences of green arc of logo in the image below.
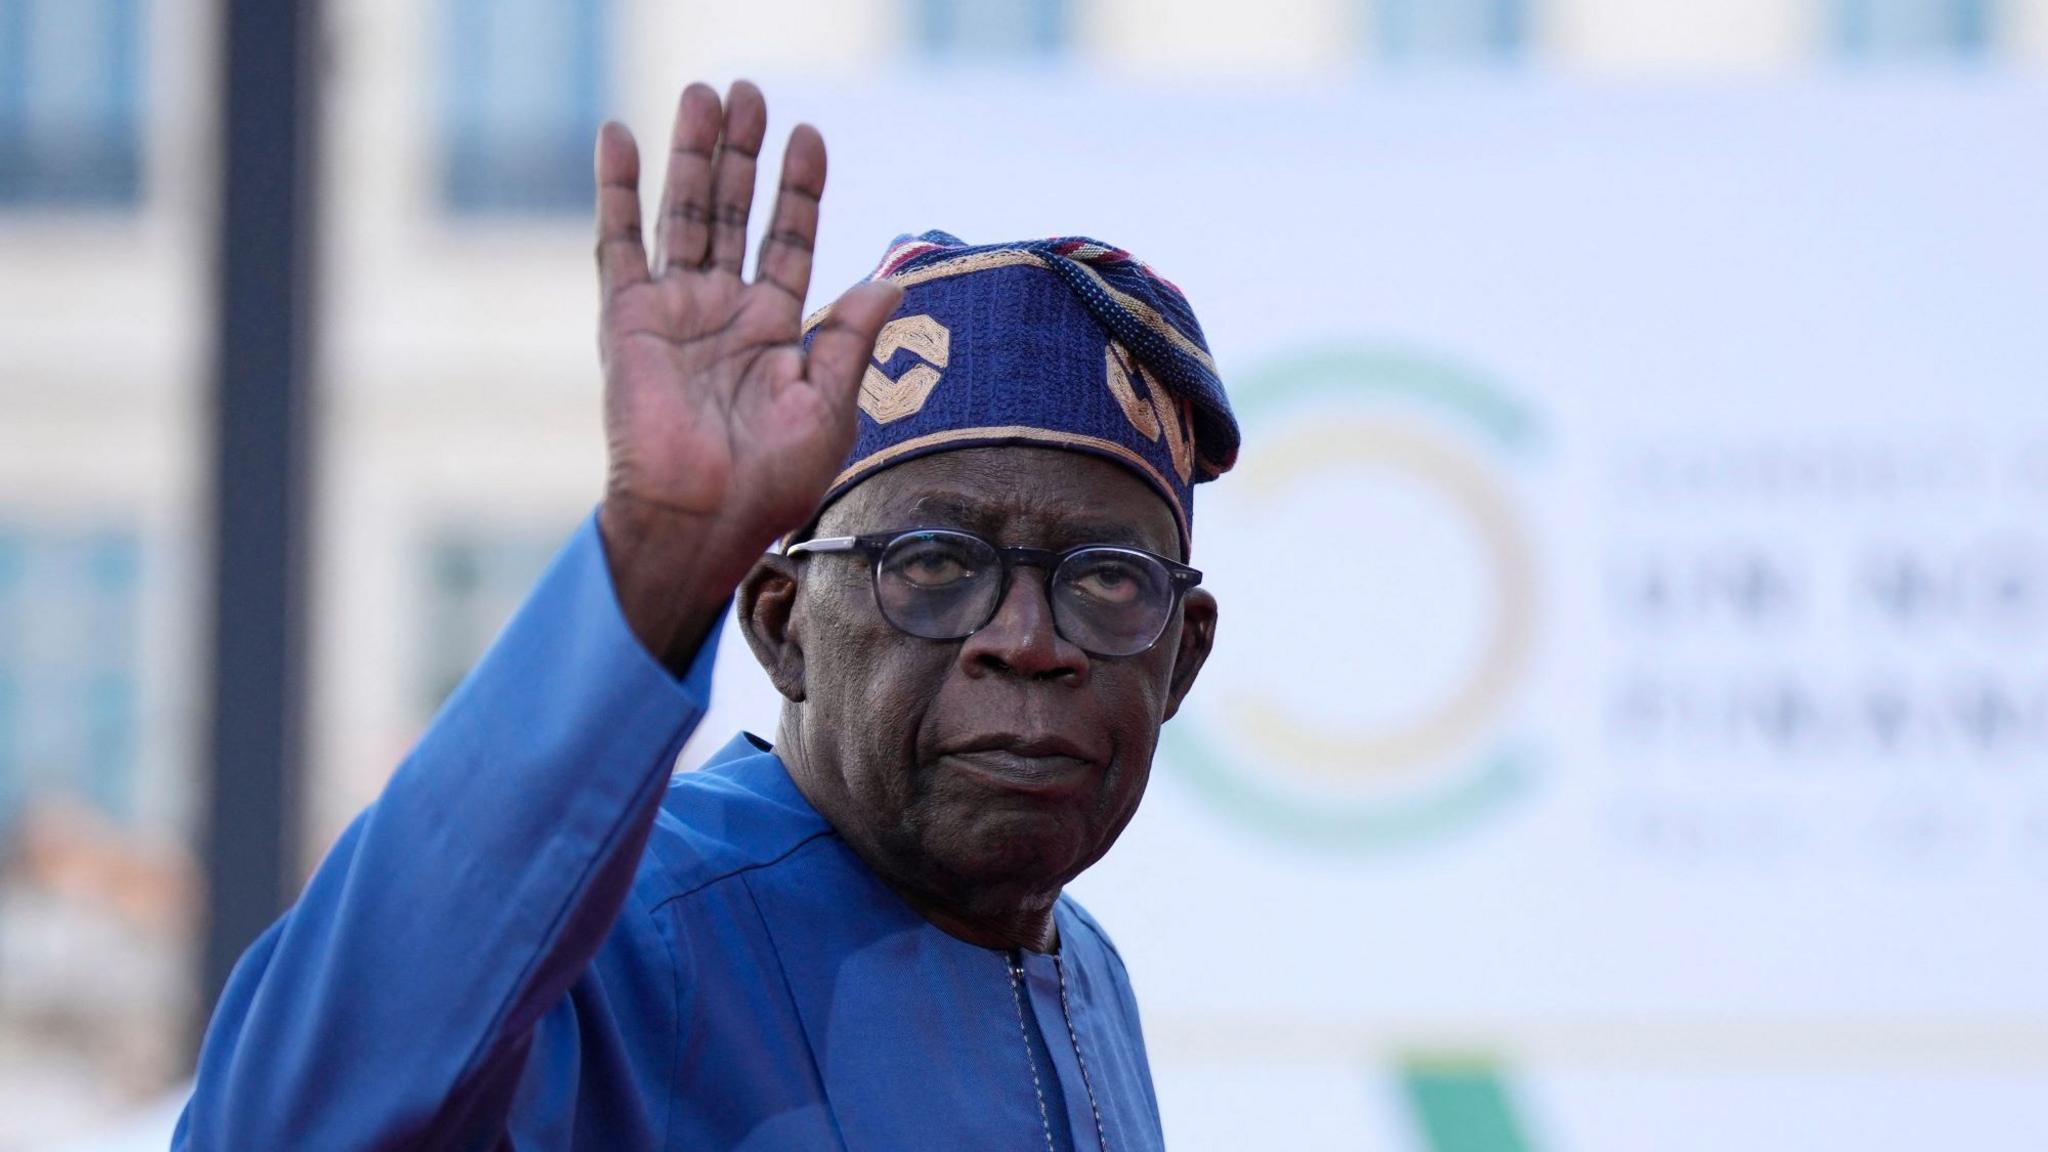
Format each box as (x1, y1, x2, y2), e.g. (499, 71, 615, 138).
(1165, 734, 1541, 852)
(1230, 345, 1541, 452)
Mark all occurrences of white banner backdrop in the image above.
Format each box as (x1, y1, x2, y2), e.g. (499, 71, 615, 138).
(685, 79, 2048, 1151)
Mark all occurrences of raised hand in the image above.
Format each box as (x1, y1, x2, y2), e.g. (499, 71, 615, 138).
(592, 81, 901, 668)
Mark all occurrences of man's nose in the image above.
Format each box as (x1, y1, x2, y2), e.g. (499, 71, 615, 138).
(958, 569, 1089, 682)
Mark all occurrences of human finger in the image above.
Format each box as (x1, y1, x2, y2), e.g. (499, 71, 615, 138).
(653, 83, 720, 275)
(754, 123, 825, 309)
(594, 121, 649, 303)
(706, 79, 767, 275)
(804, 280, 904, 415)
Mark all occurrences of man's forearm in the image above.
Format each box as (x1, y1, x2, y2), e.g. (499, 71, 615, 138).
(177, 512, 719, 1149)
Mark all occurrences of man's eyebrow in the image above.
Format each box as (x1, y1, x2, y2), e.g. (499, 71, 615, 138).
(903, 494, 989, 528)
(1050, 518, 1152, 548)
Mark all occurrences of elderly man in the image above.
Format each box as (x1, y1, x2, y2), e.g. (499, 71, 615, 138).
(178, 81, 1237, 1151)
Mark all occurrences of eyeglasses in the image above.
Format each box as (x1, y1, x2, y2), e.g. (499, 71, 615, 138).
(786, 529, 1202, 658)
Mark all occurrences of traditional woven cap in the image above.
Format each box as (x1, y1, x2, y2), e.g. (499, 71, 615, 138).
(801, 231, 1240, 553)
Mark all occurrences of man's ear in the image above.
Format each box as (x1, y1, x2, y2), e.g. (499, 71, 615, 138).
(1162, 588, 1217, 722)
(738, 554, 807, 703)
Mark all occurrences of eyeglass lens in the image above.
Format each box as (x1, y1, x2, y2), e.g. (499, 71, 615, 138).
(873, 531, 1176, 657)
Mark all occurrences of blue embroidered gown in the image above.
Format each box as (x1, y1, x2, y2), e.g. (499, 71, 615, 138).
(174, 516, 1164, 1151)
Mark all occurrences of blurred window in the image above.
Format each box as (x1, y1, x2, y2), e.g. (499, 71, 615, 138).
(1832, 0, 1993, 59)
(1374, 0, 1528, 64)
(442, 0, 610, 215)
(0, 528, 142, 835)
(0, 0, 143, 207)
(914, 0, 1071, 60)
(420, 530, 564, 715)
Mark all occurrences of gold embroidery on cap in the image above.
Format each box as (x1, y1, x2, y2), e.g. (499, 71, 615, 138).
(1104, 340, 1193, 484)
(859, 314, 952, 425)
(1104, 343, 1162, 440)
(1142, 369, 1195, 485)
(1175, 399, 1197, 483)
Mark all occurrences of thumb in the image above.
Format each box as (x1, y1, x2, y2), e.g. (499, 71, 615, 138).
(805, 280, 904, 414)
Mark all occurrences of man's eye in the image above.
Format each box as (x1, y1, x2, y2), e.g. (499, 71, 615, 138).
(1074, 563, 1142, 603)
(896, 549, 975, 586)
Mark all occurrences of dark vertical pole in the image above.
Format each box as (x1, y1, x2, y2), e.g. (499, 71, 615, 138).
(197, 0, 320, 1042)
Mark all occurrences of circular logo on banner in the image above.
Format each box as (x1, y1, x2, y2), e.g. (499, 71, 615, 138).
(1166, 347, 1545, 850)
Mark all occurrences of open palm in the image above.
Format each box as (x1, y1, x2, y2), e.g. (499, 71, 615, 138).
(592, 82, 899, 660)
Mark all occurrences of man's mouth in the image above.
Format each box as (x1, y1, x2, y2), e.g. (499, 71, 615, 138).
(939, 735, 1101, 796)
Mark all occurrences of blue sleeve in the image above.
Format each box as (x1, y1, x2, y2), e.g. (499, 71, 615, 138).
(173, 512, 722, 1151)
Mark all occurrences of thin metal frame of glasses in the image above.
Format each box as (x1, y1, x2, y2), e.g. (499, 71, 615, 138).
(785, 528, 1202, 658)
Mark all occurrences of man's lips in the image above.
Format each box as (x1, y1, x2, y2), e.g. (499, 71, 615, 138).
(939, 735, 1102, 796)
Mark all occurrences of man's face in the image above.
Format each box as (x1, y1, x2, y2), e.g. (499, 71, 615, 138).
(748, 446, 1216, 908)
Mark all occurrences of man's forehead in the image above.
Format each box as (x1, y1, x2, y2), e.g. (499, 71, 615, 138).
(904, 493, 1152, 548)
(838, 448, 1180, 552)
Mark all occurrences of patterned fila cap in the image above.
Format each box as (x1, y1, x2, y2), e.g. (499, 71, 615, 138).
(800, 231, 1240, 555)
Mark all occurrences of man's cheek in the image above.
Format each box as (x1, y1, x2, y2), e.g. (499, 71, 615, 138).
(861, 650, 950, 756)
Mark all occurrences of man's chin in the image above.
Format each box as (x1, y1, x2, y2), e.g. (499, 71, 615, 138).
(924, 805, 1098, 890)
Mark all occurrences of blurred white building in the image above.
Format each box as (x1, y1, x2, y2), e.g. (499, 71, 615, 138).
(2, 0, 2047, 1146)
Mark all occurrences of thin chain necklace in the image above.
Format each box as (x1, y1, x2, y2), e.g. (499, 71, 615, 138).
(1004, 950, 1110, 1152)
